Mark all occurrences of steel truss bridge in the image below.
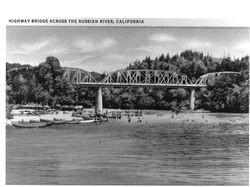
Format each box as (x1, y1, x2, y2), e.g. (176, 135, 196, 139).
(7, 67, 240, 112)
(62, 67, 240, 88)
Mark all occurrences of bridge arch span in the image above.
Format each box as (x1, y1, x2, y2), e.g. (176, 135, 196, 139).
(7, 66, 34, 74)
(61, 67, 97, 84)
(7, 66, 97, 84)
(195, 71, 241, 86)
(102, 69, 193, 86)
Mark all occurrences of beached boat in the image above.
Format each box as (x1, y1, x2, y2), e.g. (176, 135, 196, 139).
(66, 120, 80, 124)
(82, 116, 94, 120)
(39, 118, 53, 126)
(52, 118, 64, 125)
(39, 119, 52, 125)
(40, 118, 53, 122)
(72, 113, 94, 120)
(53, 118, 67, 122)
(53, 118, 69, 125)
(79, 119, 95, 124)
(78, 118, 108, 124)
(45, 122, 53, 126)
(52, 121, 62, 125)
(12, 121, 47, 128)
(29, 119, 40, 123)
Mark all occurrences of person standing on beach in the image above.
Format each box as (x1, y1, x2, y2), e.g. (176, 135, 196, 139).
(128, 113, 131, 123)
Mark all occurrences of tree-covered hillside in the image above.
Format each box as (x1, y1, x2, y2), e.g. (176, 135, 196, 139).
(6, 50, 249, 112)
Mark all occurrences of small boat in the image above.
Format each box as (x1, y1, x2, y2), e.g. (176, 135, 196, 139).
(67, 120, 80, 124)
(16, 120, 30, 124)
(45, 122, 53, 126)
(72, 113, 94, 120)
(53, 118, 62, 121)
(82, 116, 94, 120)
(52, 121, 62, 125)
(29, 119, 40, 123)
(12, 121, 47, 128)
(40, 118, 53, 122)
(53, 118, 67, 125)
(79, 119, 95, 124)
(39, 118, 53, 126)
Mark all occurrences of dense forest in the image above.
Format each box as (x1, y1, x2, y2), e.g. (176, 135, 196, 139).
(6, 50, 249, 113)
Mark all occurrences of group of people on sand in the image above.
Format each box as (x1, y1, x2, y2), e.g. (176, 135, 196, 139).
(126, 111, 143, 123)
(78, 108, 145, 124)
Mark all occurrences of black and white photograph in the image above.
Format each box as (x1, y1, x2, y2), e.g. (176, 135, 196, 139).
(5, 18, 249, 185)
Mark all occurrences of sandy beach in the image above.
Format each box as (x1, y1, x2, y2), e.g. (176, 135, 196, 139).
(138, 111, 249, 125)
(6, 109, 249, 126)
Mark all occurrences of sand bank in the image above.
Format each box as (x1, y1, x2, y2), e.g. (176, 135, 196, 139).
(114, 110, 249, 126)
(6, 110, 249, 126)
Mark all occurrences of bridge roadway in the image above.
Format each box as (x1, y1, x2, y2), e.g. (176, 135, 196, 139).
(70, 82, 205, 88)
(7, 67, 240, 114)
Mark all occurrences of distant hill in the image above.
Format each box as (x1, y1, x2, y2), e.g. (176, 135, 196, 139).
(6, 62, 32, 71)
(90, 71, 104, 82)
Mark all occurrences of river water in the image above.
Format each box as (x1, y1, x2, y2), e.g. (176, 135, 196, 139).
(6, 119, 249, 185)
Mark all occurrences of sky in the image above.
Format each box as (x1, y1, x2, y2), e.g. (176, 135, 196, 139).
(6, 26, 250, 73)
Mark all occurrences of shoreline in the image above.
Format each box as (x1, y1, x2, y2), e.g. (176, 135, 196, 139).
(6, 109, 249, 126)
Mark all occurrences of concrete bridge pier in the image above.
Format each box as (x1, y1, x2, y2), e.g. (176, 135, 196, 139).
(190, 88, 196, 110)
(95, 87, 103, 114)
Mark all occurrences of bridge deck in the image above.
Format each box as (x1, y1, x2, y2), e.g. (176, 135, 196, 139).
(74, 82, 206, 88)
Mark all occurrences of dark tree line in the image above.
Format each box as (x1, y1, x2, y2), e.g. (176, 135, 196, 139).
(6, 50, 249, 112)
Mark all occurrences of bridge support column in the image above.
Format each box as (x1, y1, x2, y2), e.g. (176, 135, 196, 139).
(95, 87, 103, 114)
(190, 89, 195, 110)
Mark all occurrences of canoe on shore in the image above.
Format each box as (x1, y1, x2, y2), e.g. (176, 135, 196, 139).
(66, 120, 80, 124)
(40, 118, 53, 122)
(12, 121, 47, 128)
(82, 116, 95, 120)
(72, 113, 94, 120)
(79, 119, 95, 124)
(79, 118, 108, 124)
(29, 119, 40, 123)
(53, 118, 63, 121)
(17, 120, 30, 124)
(67, 118, 106, 124)
(53, 118, 68, 125)
(39, 118, 54, 126)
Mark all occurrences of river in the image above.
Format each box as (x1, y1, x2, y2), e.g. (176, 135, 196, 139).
(6, 118, 249, 185)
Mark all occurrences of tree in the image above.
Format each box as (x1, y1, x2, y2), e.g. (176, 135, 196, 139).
(203, 73, 247, 112)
